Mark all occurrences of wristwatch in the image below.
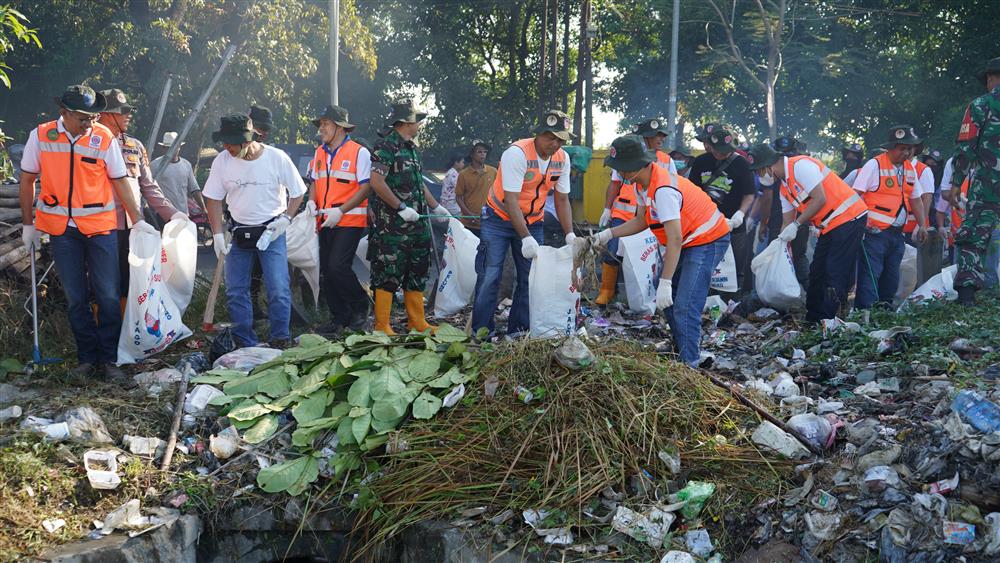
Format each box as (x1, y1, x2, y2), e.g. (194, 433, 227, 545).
(397, 202, 407, 211)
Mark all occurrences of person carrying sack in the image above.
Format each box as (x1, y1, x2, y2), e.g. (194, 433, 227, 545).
(580, 135, 730, 366)
(203, 114, 306, 348)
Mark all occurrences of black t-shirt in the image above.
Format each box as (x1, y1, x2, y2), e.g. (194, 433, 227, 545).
(689, 153, 756, 217)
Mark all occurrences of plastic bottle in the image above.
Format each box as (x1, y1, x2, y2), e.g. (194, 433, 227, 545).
(952, 390, 1000, 433)
(255, 228, 273, 251)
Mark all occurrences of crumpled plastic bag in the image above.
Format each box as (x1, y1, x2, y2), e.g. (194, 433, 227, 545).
(554, 336, 595, 371)
(58, 407, 113, 444)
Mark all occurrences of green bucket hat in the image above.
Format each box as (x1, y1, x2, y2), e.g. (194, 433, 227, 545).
(977, 56, 1000, 85)
(632, 118, 669, 138)
(705, 127, 738, 154)
(54, 85, 107, 115)
(841, 143, 863, 158)
(773, 136, 797, 155)
(100, 88, 134, 114)
(604, 135, 655, 172)
(386, 99, 427, 127)
(924, 148, 944, 164)
(249, 105, 274, 132)
(695, 122, 723, 142)
(884, 124, 922, 148)
(311, 104, 356, 130)
(745, 143, 782, 171)
(211, 114, 255, 145)
(533, 109, 575, 141)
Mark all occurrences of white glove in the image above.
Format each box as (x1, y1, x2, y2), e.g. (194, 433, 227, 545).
(599, 208, 612, 228)
(398, 206, 420, 222)
(727, 210, 745, 230)
(212, 233, 229, 260)
(564, 232, 577, 246)
(170, 211, 188, 223)
(656, 280, 673, 310)
(592, 228, 615, 247)
(267, 214, 291, 238)
(21, 224, 38, 250)
(778, 222, 799, 242)
(321, 207, 343, 229)
(520, 236, 539, 259)
(305, 200, 318, 217)
(132, 220, 158, 235)
(572, 235, 589, 257)
(432, 205, 451, 217)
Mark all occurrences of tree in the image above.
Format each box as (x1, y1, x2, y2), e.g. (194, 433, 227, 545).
(0, 4, 40, 88)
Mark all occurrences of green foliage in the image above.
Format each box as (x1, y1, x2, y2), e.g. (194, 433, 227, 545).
(194, 326, 479, 495)
(0, 5, 40, 89)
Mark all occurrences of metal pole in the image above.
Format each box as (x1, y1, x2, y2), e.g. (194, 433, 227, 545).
(666, 0, 680, 149)
(153, 44, 238, 181)
(145, 75, 172, 151)
(330, 0, 339, 105)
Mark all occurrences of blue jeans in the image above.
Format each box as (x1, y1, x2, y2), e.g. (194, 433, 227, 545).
(225, 233, 291, 346)
(602, 217, 626, 266)
(664, 234, 730, 366)
(856, 227, 904, 309)
(50, 227, 121, 365)
(471, 207, 544, 336)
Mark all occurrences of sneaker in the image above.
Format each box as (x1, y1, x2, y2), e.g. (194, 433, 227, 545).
(67, 362, 96, 382)
(267, 338, 295, 350)
(103, 363, 133, 387)
(316, 323, 344, 337)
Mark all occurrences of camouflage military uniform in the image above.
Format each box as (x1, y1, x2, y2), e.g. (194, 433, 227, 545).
(368, 129, 431, 292)
(953, 85, 1000, 289)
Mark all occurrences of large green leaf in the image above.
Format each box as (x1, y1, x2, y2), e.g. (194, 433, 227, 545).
(352, 413, 372, 444)
(257, 455, 319, 495)
(291, 416, 341, 448)
(407, 351, 442, 383)
(412, 392, 442, 420)
(371, 415, 405, 433)
(371, 394, 410, 422)
(297, 333, 330, 348)
(433, 323, 467, 343)
(369, 367, 405, 400)
(224, 366, 291, 397)
(361, 434, 389, 452)
(337, 416, 358, 446)
(190, 368, 248, 384)
(292, 389, 332, 425)
(348, 374, 372, 407)
(207, 393, 243, 407)
(227, 401, 275, 422)
(346, 333, 391, 347)
(427, 371, 454, 389)
(243, 415, 279, 443)
(444, 341, 466, 360)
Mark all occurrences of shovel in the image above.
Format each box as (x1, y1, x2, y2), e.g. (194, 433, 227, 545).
(26, 242, 62, 375)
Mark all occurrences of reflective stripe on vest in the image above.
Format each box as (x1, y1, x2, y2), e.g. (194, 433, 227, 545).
(783, 155, 868, 235)
(611, 181, 640, 221)
(311, 139, 366, 228)
(34, 120, 118, 237)
(860, 153, 915, 231)
(902, 160, 930, 233)
(487, 138, 566, 224)
(644, 166, 729, 248)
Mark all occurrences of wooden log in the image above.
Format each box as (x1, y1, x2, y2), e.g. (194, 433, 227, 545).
(0, 208, 22, 222)
(0, 246, 29, 270)
(0, 197, 22, 208)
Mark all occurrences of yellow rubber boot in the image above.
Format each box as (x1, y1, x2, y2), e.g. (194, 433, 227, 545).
(594, 263, 619, 305)
(404, 290, 437, 333)
(373, 289, 396, 335)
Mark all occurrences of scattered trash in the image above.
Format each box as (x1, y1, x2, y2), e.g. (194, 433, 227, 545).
(752, 420, 811, 459)
(684, 528, 713, 557)
(83, 450, 121, 490)
(42, 518, 66, 534)
(611, 505, 675, 548)
(59, 407, 114, 444)
(804, 510, 842, 540)
(211, 346, 282, 371)
(809, 490, 838, 512)
(123, 435, 166, 458)
(133, 368, 183, 396)
(184, 384, 225, 415)
(209, 426, 240, 460)
(786, 413, 833, 450)
(952, 390, 1000, 433)
(675, 481, 716, 519)
(554, 336, 595, 371)
(942, 521, 976, 545)
(927, 473, 959, 495)
(514, 385, 534, 404)
(21, 416, 70, 441)
(657, 448, 681, 475)
(442, 384, 465, 408)
(659, 551, 696, 563)
(522, 508, 574, 545)
(862, 465, 900, 494)
(0, 404, 22, 422)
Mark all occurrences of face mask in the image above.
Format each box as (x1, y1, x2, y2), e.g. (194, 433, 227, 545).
(758, 172, 776, 187)
(675, 161, 688, 171)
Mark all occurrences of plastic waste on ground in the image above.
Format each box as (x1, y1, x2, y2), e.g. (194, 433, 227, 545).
(901, 264, 958, 309)
(184, 384, 226, 415)
(209, 426, 240, 460)
(951, 390, 1000, 433)
(676, 481, 716, 519)
(59, 407, 114, 444)
(211, 346, 283, 371)
(685, 528, 713, 557)
(84, 450, 121, 490)
(752, 420, 811, 459)
(660, 552, 696, 563)
(123, 435, 166, 457)
(554, 336, 595, 371)
(786, 413, 833, 450)
(611, 505, 675, 548)
(0, 405, 22, 422)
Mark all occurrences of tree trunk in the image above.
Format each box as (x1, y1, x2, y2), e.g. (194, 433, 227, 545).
(572, 0, 588, 142)
(561, 0, 570, 112)
(766, 73, 777, 139)
(537, 0, 548, 119)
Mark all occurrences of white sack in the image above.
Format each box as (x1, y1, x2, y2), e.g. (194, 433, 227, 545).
(751, 239, 801, 311)
(284, 213, 320, 306)
(529, 245, 580, 338)
(619, 229, 661, 315)
(434, 219, 480, 317)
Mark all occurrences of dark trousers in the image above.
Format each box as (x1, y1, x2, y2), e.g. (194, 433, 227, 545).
(319, 226, 368, 325)
(729, 225, 752, 295)
(806, 216, 864, 322)
(856, 226, 905, 309)
(116, 229, 130, 298)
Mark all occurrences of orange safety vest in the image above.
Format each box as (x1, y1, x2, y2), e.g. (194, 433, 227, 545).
(781, 156, 868, 235)
(310, 139, 367, 228)
(487, 138, 567, 224)
(611, 150, 674, 222)
(902, 160, 930, 233)
(643, 164, 730, 248)
(860, 153, 917, 231)
(34, 120, 118, 237)
(949, 177, 971, 245)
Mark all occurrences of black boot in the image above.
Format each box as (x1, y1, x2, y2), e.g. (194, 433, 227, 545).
(957, 286, 977, 306)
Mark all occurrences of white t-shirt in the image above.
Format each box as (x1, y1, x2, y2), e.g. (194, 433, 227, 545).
(308, 142, 371, 185)
(852, 158, 911, 227)
(940, 157, 954, 192)
(911, 158, 935, 196)
(780, 157, 827, 213)
(500, 145, 571, 194)
(203, 145, 307, 225)
(637, 185, 683, 224)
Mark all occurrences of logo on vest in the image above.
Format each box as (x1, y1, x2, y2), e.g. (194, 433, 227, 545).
(341, 160, 351, 171)
(524, 171, 536, 181)
(46, 129, 59, 141)
(89, 135, 102, 148)
(886, 178, 894, 187)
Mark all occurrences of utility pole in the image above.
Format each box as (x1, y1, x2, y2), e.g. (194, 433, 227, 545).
(572, 0, 589, 143)
(666, 0, 680, 149)
(145, 74, 172, 152)
(537, 0, 548, 119)
(329, 0, 340, 105)
(549, 0, 558, 110)
(561, 0, 570, 113)
(584, 1, 594, 148)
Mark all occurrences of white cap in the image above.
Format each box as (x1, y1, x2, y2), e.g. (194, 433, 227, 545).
(158, 131, 182, 146)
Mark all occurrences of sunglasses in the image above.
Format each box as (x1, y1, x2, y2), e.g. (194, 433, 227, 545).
(69, 111, 97, 122)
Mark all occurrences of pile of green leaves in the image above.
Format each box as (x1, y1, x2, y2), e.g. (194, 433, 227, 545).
(189, 325, 477, 495)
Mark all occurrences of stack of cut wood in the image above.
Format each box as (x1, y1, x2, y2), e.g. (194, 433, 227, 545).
(0, 182, 40, 279)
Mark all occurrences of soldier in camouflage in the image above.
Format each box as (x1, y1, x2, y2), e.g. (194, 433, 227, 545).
(950, 56, 1000, 305)
(368, 99, 451, 334)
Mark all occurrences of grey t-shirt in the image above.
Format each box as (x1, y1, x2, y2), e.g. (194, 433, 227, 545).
(150, 156, 200, 212)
